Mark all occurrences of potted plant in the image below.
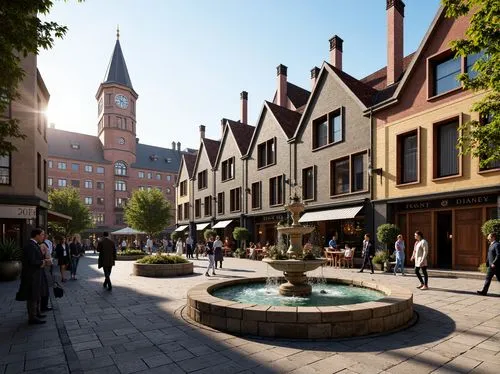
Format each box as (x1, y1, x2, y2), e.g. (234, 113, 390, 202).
(232, 227, 250, 251)
(481, 219, 500, 237)
(372, 249, 390, 271)
(0, 239, 23, 281)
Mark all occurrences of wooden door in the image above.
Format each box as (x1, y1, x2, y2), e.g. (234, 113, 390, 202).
(454, 208, 482, 270)
(408, 212, 432, 265)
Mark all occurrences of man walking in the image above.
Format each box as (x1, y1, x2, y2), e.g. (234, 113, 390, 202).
(477, 233, 500, 296)
(97, 232, 116, 290)
(359, 233, 375, 274)
(186, 235, 194, 259)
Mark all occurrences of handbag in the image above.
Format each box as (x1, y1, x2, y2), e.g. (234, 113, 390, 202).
(53, 281, 64, 298)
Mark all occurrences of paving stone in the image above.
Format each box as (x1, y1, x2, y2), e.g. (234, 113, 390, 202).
(5, 361, 24, 374)
(115, 359, 149, 374)
(142, 353, 173, 368)
(25, 354, 68, 371)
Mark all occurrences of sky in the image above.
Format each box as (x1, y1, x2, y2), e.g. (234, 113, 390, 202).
(39, 0, 442, 150)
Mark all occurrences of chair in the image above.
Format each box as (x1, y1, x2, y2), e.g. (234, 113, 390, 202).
(342, 248, 354, 268)
(324, 249, 333, 267)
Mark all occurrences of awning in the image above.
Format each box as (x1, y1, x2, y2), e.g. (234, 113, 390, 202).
(47, 210, 72, 223)
(174, 225, 188, 232)
(196, 222, 210, 231)
(298, 206, 363, 223)
(212, 220, 233, 229)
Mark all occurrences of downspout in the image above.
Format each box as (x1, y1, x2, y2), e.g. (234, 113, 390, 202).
(369, 108, 375, 237)
(212, 168, 216, 227)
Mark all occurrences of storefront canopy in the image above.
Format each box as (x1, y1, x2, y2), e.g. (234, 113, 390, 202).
(47, 210, 72, 223)
(196, 223, 210, 231)
(212, 220, 233, 229)
(174, 225, 188, 232)
(110, 227, 145, 235)
(298, 206, 363, 223)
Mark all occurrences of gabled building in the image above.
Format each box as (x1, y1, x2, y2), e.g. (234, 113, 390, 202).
(174, 152, 197, 235)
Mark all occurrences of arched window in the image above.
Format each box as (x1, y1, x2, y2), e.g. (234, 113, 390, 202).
(114, 161, 127, 176)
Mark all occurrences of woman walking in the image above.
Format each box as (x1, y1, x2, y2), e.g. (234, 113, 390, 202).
(175, 238, 184, 256)
(69, 235, 83, 280)
(394, 234, 406, 276)
(411, 230, 429, 290)
(55, 237, 70, 282)
(213, 236, 223, 269)
(205, 236, 216, 276)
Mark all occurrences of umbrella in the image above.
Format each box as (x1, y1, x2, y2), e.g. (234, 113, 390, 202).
(110, 227, 145, 235)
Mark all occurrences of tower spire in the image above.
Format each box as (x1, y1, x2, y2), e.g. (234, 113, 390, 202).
(102, 30, 133, 89)
(116, 25, 120, 40)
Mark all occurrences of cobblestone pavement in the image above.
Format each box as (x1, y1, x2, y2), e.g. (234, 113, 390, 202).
(1, 255, 499, 374)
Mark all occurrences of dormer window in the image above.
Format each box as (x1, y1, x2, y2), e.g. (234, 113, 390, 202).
(150, 154, 159, 161)
(71, 143, 80, 150)
(165, 158, 172, 163)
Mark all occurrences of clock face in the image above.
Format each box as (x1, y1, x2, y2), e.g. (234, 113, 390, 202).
(114, 94, 129, 109)
(118, 137, 125, 145)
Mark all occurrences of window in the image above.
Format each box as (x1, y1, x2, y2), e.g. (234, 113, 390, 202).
(197, 170, 208, 190)
(138, 171, 145, 178)
(114, 161, 127, 176)
(195, 199, 201, 218)
(93, 213, 105, 225)
(115, 215, 124, 225)
(96, 182, 104, 190)
(84, 197, 93, 205)
(115, 198, 127, 208)
(180, 180, 187, 196)
(433, 56, 461, 96)
(166, 187, 171, 194)
(479, 114, 500, 171)
(96, 166, 105, 174)
(313, 108, 344, 149)
(222, 157, 235, 181)
(167, 175, 172, 181)
(257, 138, 276, 168)
(155, 187, 161, 192)
(352, 153, 365, 192)
(183, 202, 190, 220)
(48, 160, 53, 168)
(71, 163, 79, 172)
(71, 180, 80, 188)
(139, 186, 145, 191)
(58, 162, 67, 170)
(230, 188, 241, 212)
(146, 186, 152, 191)
(47, 178, 53, 187)
(251, 182, 261, 209)
(156, 173, 161, 180)
(37, 153, 41, 189)
(115, 180, 126, 191)
(147, 172, 152, 179)
(331, 158, 349, 195)
(269, 175, 284, 206)
(302, 167, 315, 200)
(397, 130, 419, 184)
(466, 51, 485, 80)
(70, 143, 79, 150)
(204, 196, 212, 216)
(84, 180, 93, 189)
(58, 179, 67, 187)
(84, 165, 92, 172)
(0, 154, 11, 185)
(217, 192, 224, 214)
(434, 120, 459, 178)
(97, 197, 104, 205)
(177, 205, 183, 221)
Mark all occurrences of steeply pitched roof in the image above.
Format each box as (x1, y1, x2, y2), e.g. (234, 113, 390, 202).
(266, 101, 302, 138)
(227, 120, 255, 155)
(287, 82, 310, 109)
(202, 138, 220, 167)
(132, 143, 183, 173)
(103, 39, 133, 89)
(326, 63, 377, 107)
(47, 128, 108, 163)
(360, 53, 415, 91)
(183, 153, 197, 178)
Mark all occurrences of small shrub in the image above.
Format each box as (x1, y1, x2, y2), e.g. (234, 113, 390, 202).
(203, 229, 217, 241)
(372, 250, 390, 265)
(265, 240, 288, 260)
(376, 224, 400, 249)
(136, 254, 189, 264)
(234, 248, 246, 258)
(481, 219, 500, 237)
(478, 263, 488, 273)
(171, 231, 181, 242)
(118, 249, 145, 256)
(0, 239, 22, 261)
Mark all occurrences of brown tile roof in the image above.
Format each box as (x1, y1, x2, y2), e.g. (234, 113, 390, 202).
(287, 82, 310, 109)
(266, 101, 302, 138)
(327, 63, 377, 107)
(183, 153, 197, 178)
(227, 120, 255, 155)
(360, 52, 415, 91)
(202, 138, 220, 167)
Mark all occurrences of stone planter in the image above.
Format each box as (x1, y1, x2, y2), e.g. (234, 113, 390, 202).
(116, 254, 146, 261)
(133, 262, 193, 277)
(0, 261, 22, 281)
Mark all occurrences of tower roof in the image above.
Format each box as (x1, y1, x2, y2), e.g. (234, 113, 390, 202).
(103, 36, 133, 89)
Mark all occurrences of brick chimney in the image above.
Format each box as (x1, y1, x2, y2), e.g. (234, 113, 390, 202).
(171, 141, 175, 150)
(240, 91, 248, 124)
(387, 0, 405, 86)
(220, 118, 226, 138)
(329, 35, 343, 70)
(310, 66, 320, 90)
(176, 141, 181, 151)
(276, 64, 287, 108)
(199, 125, 205, 140)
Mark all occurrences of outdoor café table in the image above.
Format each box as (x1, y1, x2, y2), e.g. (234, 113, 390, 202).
(325, 249, 344, 268)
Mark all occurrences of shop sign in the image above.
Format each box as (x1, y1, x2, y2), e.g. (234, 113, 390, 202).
(255, 214, 286, 223)
(397, 194, 498, 211)
(0, 205, 37, 219)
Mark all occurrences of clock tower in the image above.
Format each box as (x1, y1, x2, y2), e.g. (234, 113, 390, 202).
(96, 29, 138, 165)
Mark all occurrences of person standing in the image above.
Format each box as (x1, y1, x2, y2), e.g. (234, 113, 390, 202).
(175, 238, 184, 256)
(39, 237, 52, 313)
(121, 239, 127, 252)
(394, 234, 406, 276)
(186, 236, 194, 259)
(146, 236, 153, 254)
(477, 233, 500, 296)
(55, 237, 70, 282)
(97, 232, 116, 290)
(358, 233, 374, 274)
(213, 236, 223, 269)
(328, 235, 337, 250)
(69, 235, 83, 280)
(205, 237, 216, 276)
(411, 231, 429, 290)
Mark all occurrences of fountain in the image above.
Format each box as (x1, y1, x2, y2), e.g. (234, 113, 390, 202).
(262, 196, 326, 296)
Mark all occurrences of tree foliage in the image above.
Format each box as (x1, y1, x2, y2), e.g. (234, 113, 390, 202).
(124, 189, 171, 237)
(48, 187, 92, 237)
(0, 1, 82, 156)
(443, 0, 500, 166)
(481, 219, 500, 237)
(376, 224, 400, 249)
(203, 229, 217, 241)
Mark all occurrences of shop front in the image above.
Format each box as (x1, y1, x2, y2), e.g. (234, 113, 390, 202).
(0, 203, 47, 248)
(392, 191, 499, 270)
(250, 213, 288, 246)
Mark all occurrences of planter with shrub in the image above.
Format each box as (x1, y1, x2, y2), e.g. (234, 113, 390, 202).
(133, 254, 193, 277)
(372, 250, 390, 272)
(116, 248, 146, 261)
(234, 248, 246, 258)
(0, 239, 23, 281)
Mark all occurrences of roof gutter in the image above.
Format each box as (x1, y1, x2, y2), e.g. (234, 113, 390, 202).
(363, 97, 398, 116)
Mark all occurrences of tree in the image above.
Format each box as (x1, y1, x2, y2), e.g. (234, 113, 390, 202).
(376, 224, 400, 250)
(0, 1, 82, 156)
(481, 219, 500, 237)
(124, 189, 171, 237)
(48, 187, 92, 238)
(203, 229, 217, 241)
(232, 227, 250, 250)
(442, 0, 500, 167)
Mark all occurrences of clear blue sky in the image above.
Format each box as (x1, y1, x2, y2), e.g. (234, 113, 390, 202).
(39, 0, 441, 150)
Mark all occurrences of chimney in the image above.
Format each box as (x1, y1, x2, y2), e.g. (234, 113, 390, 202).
(387, 0, 405, 85)
(240, 91, 248, 124)
(310, 66, 320, 90)
(220, 118, 226, 138)
(171, 141, 175, 150)
(136, 137, 139, 144)
(199, 125, 205, 141)
(329, 35, 343, 70)
(276, 64, 287, 108)
(176, 141, 181, 151)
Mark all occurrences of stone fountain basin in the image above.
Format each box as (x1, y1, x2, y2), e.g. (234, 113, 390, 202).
(276, 226, 315, 235)
(262, 258, 327, 273)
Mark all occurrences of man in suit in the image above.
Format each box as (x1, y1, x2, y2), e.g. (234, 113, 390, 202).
(20, 228, 49, 324)
(97, 232, 116, 290)
(359, 233, 375, 274)
(477, 233, 500, 296)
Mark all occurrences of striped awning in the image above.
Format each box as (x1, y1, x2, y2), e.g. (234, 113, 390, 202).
(174, 225, 188, 232)
(298, 206, 363, 223)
